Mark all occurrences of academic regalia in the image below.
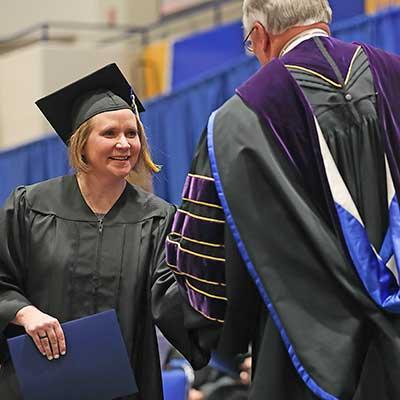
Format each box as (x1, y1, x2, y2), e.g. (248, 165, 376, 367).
(0, 63, 209, 400)
(167, 36, 400, 399)
(0, 175, 207, 399)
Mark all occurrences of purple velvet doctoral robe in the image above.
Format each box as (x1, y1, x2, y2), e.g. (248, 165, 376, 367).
(168, 36, 400, 399)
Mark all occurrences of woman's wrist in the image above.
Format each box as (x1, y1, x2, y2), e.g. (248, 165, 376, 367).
(12, 305, 36, 326)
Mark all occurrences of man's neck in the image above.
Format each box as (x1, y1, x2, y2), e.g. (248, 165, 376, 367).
(279, 27, 329, 57)
(270, 22, 330, 60)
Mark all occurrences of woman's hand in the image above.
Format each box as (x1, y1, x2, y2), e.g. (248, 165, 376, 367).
(188, 389, 204, 400)
(239, 356, 252, 385)
(12, 305, 66, 361)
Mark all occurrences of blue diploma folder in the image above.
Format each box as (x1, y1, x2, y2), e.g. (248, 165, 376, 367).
(7, 309, 138, 400)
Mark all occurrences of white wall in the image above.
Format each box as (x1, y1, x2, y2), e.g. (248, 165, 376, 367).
(0, 0, 233, 38)
(0, 42, 138, 148)
(0, 0, 100, 37)
(0, 44, 45, 147)
(0, 0, 161, 38)
(99, 0, 160, 25)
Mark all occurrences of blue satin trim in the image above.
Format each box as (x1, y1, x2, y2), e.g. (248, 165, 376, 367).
(207, 110, 338, 400)
(336, 196, 400, 312)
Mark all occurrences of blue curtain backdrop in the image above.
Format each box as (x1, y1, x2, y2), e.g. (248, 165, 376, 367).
(333, 7, 400, 53)
(330, 0, 364, 23)
(171, 20, 247, 90)
(0, 136, 69, 205)
(142, 55, 258, 204)
(2, 6, 400, 206)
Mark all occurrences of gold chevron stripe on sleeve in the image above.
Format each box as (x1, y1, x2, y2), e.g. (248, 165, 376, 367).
(169, 232, 224, 248)
(167, 261, 226, 286)
(182, 197, 224, 210)
(185, 279, 227, 301)
(196, 308, 224, 323)
(178, 208, 225, 224)
(167, 237, 226, 262)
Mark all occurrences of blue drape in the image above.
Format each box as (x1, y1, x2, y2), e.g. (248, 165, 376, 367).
(2, 6, 400, 205)
(332, 7, 400, 53)
(171, 21, 247, 90)
(142, 55, 258, 204)
(1, 135, 69, 205)
(330, 0, 364, 23)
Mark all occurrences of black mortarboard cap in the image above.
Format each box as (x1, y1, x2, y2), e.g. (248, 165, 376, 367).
(35, 63, 145, 144)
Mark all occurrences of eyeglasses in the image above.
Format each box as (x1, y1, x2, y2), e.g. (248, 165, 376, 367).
(243, 26, 255, 53)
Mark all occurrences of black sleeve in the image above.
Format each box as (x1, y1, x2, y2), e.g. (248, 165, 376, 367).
(0, 187, 32, 333)
(151, 204, 213, 369)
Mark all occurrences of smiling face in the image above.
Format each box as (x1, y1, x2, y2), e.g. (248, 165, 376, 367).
(83, 109, 141, 181)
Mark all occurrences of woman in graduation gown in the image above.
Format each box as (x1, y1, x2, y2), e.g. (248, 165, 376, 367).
(0, 64, 208, 399)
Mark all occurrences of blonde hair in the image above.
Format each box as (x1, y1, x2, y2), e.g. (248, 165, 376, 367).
(68, 112, 160, 191)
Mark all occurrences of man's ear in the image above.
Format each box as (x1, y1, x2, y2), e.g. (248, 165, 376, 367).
(253, 22, 267, 44)
(253, 21, 271, 64)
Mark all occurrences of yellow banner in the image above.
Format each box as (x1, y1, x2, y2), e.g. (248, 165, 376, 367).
(141, 40, 171, 99)
(366, 0, 400, 14)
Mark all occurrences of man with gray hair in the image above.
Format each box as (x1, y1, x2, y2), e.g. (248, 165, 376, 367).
(166, 0, 400, 398)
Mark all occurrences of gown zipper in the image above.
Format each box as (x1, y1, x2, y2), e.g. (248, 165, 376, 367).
(93, 216, 104, 312)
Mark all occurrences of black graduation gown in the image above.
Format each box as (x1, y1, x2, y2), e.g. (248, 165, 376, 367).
(0, 175, 208, 400)
(167, 41, 400, 399)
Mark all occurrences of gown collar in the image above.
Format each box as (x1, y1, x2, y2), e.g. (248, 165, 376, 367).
(279, 28, 329, 58)
(25, 174, 168, 223)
